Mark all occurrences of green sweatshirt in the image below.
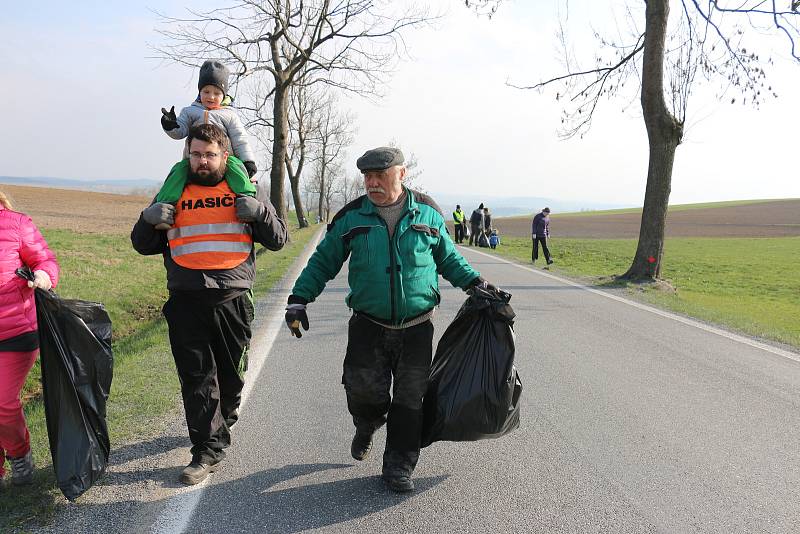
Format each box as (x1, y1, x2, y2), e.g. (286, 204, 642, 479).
(156, 155, 256, 203)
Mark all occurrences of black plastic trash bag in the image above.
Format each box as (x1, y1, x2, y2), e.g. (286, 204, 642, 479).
(478, 232, 490, 248)
(32, 281, 113, 501)
(422, 287, 522, 447)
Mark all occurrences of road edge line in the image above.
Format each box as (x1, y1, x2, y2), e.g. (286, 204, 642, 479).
(150, 227, 325, 534)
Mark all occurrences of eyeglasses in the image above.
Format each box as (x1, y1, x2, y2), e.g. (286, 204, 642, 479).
(189, 151, 221, 161)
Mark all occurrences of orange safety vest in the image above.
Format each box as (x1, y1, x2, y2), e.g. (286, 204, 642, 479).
(167, 181, 253, 270)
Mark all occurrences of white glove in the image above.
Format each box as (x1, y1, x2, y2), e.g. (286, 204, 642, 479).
(532, 234, 537, 239)
(28, 270, 52, 290)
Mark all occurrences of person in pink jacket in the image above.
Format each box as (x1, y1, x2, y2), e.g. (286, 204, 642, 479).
(0, 191, 59, 487)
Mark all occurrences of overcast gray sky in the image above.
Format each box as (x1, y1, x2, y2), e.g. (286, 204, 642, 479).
(1, 1, 798, 207)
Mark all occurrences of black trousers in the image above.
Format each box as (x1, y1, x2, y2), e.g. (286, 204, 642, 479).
(454, 223, 464, 243)
(469, 224, 481, 245)
(163, 290, 253, 464)
(532, 236, 551, 262)
(342, 314, 434, 474)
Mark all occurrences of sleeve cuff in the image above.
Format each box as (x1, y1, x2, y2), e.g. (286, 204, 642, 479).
(288, 294, 309, 305)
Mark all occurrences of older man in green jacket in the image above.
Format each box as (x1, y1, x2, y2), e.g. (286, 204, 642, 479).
(285, 146, 495, 492)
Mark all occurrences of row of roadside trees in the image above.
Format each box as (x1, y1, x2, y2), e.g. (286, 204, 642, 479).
(153, 0, 434, 227)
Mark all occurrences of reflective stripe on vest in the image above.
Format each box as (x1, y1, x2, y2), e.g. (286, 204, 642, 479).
(168, 181, 253, 270)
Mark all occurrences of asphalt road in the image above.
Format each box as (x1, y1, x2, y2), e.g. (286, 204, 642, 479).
(38, 239, 800, 533)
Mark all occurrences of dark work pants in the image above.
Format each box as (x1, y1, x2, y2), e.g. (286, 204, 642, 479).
(469, 224, 481, 245)
(342, 314, 434, 475)
(454, 223, 464, 243)
(163, 291, 253, 464)
(532, 236, 551, 262)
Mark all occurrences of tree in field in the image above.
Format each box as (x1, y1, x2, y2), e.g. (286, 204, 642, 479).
(310, 101, 355, 222)
(284, 82, 330, 228)
(466, 0, 800, 281)
(338, 172, 366, 205)
(155, 1, 432, 221)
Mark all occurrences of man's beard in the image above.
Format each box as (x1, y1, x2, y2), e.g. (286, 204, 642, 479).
(188, 163, 226, 186)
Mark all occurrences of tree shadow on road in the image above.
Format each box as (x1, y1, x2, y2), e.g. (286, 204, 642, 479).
(193, 463, 448, 532)
(39, 463, 448, 534)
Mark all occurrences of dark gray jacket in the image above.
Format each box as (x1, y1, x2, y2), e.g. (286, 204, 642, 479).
(131, 196, 287, 291)
(532, 212, 550, 238)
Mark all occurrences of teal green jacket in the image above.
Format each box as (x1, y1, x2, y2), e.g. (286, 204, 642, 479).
(291, 188, 480, 325)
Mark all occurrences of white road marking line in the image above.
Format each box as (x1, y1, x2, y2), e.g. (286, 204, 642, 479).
(463, 246, 800, 364)
(151, 229, 325, 534)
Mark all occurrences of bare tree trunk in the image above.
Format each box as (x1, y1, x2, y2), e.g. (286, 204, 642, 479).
(317, 168, 327, 222)
(621, 0, 683, 281)
(285, 157, 308, 228)
(270, 84, 290, 222)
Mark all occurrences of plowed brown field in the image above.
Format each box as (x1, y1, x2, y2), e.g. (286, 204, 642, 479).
(3, 184, 798, 239)
(1, 184, 150, 234)
(462, 199, 800, 238)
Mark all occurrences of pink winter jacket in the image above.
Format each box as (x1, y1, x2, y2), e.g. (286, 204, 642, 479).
(0, 207, 59, 342)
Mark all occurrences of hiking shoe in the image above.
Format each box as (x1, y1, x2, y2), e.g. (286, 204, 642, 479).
(382, 472, 415, 493)
(350, 429, 373, 461)
(179, 461, 217, 485)
(9, 450, 34, 486)
(547, 259, 554, 265)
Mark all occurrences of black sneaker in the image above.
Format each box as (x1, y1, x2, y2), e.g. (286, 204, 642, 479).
(547, 259, 554, 265)
(180, 461, 217, 485)
(382, 471, 415, 493)
(350, 429, 373, 461)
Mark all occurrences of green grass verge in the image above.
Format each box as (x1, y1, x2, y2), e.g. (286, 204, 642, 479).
(488, 236, 800, 349)
(1, 223, 319, 532)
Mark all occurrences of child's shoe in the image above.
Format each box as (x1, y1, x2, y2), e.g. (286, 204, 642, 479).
(9, 450, 34, 486)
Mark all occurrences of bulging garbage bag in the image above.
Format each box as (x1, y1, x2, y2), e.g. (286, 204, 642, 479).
(34, 285, 113, 501)
(422, 287, 522, 447)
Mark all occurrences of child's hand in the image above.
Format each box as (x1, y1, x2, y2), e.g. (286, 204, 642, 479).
(161, 106, 179, 131)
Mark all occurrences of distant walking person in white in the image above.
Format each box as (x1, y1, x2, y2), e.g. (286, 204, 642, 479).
(531, 207, 553, 265)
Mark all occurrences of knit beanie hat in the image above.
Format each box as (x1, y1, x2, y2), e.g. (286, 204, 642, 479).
(198, 60, 230, 95)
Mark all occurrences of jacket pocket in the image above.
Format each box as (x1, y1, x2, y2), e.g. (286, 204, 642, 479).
(342, 226, 375, 269)
(401, 224, 438, 267)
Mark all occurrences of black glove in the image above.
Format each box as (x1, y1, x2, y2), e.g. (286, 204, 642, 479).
(469, 276, 499, 293)
(142, 202, 176, 227)
(235, 195, 265, 222)
(243, 160, 257, 178)
(285, 304, 309, 338)
(161, 106, 178, 131)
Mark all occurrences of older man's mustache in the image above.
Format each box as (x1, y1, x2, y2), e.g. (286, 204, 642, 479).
(367, 187, 385, 194)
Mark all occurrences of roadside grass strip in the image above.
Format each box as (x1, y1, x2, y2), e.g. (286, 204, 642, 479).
(1, 224, 318, 532)
(487, 236, 800, 350)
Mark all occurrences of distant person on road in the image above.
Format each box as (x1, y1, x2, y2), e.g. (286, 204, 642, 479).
(452, 204, 466, 243)
(0, 191, 59, 487)
(131, 124, 287, 486)
(531, 207, 553, 265)
(468, 203, 485, 246)
(284, 146, 497, 493)
(157, 60, 258, 228)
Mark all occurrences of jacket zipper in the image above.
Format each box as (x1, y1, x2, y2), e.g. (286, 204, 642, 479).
(383, 221, 397, 324)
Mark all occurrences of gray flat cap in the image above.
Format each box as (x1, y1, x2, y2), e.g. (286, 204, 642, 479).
(356, 147, 404, 172)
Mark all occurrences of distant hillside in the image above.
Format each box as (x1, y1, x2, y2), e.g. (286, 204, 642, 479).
(0, 175, 162, 196)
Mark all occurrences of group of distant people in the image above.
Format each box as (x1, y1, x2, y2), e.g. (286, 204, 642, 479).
(452, 204, 500, 249)
(452, 204, 553, 265)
